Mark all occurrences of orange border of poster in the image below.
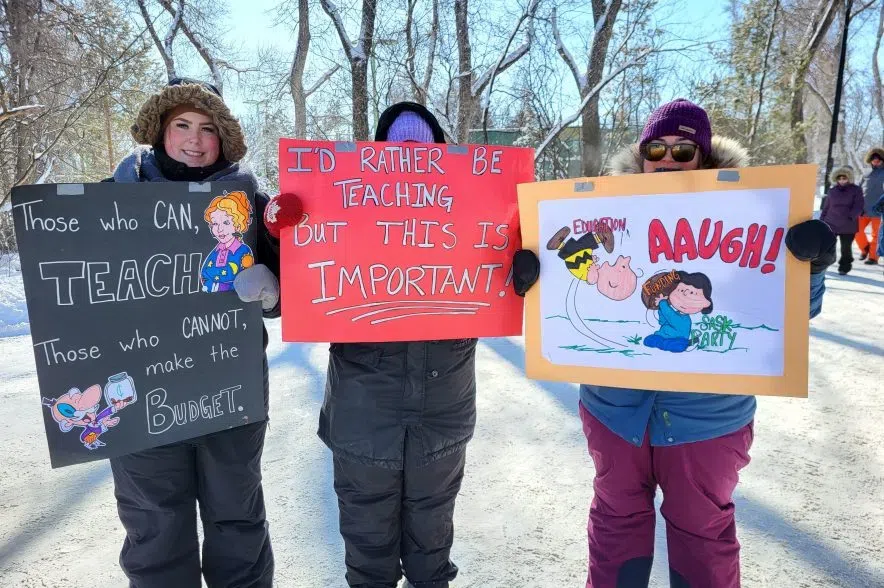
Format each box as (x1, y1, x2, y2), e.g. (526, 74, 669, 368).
(516, 164, 816, 398)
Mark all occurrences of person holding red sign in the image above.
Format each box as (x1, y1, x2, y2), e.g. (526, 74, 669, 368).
(265, 102, 471, 588)
(512, 99, 835, 588)
(104, 78, 279, 588)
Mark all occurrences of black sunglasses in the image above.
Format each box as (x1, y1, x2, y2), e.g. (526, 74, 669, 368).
(642, 142, 699, 163)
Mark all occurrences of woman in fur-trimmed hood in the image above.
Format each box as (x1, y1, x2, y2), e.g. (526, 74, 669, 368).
(511, 98, 836, 588)
(584, 99, 835, 587)
(107, 77, 279, 588)
(821, 166, 864, 273)
(608, 135, 749, 174)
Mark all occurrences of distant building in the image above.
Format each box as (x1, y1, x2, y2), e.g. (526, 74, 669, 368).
(467, 125, 640, 179)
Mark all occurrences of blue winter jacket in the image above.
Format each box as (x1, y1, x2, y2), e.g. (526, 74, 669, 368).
(583, 138, 827, 447)
(579, 272, 825, 447)
(874, 194, 884, 257)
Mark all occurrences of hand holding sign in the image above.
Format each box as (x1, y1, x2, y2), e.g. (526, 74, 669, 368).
(233, 264, 280, 311)
(784, 219, 836, 271)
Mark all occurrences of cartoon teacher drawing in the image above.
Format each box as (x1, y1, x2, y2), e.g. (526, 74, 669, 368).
(201, 190, 254, 293)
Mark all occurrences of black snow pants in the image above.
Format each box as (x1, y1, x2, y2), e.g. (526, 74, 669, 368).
(333, 448, 466, 588)
(109, 420, 273, 588)
(320, 339, 477, 588)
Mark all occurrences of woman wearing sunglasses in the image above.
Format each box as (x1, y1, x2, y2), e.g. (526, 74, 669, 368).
(512, 99, 835, 587)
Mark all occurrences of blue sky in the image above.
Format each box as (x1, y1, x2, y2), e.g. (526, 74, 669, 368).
(210, 0, 733, 119)
(162, 0, 882, 129)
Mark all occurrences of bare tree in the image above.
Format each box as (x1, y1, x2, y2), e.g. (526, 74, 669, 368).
(135, 0, 180, 80)
(748, 0, 779, 151)
(807, 80, 865, 173)
(405, 0, 439, 106)
(479, 0, 539, 142)
(873, 0, 884, 142)
(553, 0, 622, 176)
(1, 0, 152, 205)
(320, 0, 377, 140)
(453, 0, 537, 143)
(535, 48, 652, 162)
(288, 0, 339, 137)
(787, 0, 839, 163)
(135, 0, 250, 94)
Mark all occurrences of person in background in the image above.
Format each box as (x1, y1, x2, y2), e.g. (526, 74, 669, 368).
(511, 98, 835, 588)
(857, 146, 884, 265)
(264, 102, 474, 588)
(820, 166, 864, 274)
(872, 191, 884, 276)
(106, 77, 282, 588)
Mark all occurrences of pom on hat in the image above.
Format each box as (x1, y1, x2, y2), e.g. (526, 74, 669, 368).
(263, 193, 303, 240)
(640, 99, 712, 158)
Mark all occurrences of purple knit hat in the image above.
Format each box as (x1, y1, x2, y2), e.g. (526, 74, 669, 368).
(387, 110, 435, 143)
(640, 98, 712, 157)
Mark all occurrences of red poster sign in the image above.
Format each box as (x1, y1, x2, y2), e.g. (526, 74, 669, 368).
(278, 139, 535, 342)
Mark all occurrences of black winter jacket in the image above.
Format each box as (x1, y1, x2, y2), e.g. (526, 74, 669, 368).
(104, 151, 280, 417)
(317, 103, 478, 468)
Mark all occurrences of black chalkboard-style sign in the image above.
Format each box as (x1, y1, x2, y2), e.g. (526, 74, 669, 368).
(11, 181, 265, 468)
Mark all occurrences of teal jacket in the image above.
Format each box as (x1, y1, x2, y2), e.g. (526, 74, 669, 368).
(580, 272, 826, 447)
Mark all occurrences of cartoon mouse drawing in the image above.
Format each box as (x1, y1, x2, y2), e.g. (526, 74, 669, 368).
(42, 383, 133, 450)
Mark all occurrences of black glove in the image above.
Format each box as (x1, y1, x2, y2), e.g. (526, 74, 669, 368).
(785, 219, 836, 274)
(512, 249, 540, 296)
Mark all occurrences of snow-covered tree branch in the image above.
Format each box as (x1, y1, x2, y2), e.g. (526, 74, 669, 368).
(535, 49, 651, 162)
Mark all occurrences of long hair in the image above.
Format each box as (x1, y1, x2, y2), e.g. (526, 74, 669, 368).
(204, 191, 252, 234)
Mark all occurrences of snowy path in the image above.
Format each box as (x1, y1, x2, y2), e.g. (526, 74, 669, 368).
(0, 262, 882, 587)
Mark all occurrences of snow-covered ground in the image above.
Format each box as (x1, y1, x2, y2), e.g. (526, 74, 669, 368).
(0, 256, 882, 587)
(0, 255, 27, 338)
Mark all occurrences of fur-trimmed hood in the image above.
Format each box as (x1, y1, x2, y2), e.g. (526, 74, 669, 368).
(865, 146, 884, 164)
(829, 166, 855, 184)
(131, 81, 247, 163)
(608, 136, 749, 175)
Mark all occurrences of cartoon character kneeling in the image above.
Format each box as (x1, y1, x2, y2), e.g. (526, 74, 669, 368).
(641, 271, 713, 353)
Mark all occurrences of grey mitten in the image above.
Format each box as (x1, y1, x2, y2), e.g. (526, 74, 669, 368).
(233, 264, 280, 310)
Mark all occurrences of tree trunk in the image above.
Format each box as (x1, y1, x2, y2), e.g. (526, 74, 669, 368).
(788, 0, 839, 164)
(873, 1, 884, 140)
(748, 0, 780, 151)
(581, 0, 622, 177)
(290, 0, 310, 138)
(136, 0, 177, 80)
(352, 58, 370, 140)
(405, 0, 439, 106)
(789, 74, 809, 164)
(455, 0, 474, 143)
(7, 0, 38, 185)
(351, 0, 377, 141)
(103, 95, 115, 175)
